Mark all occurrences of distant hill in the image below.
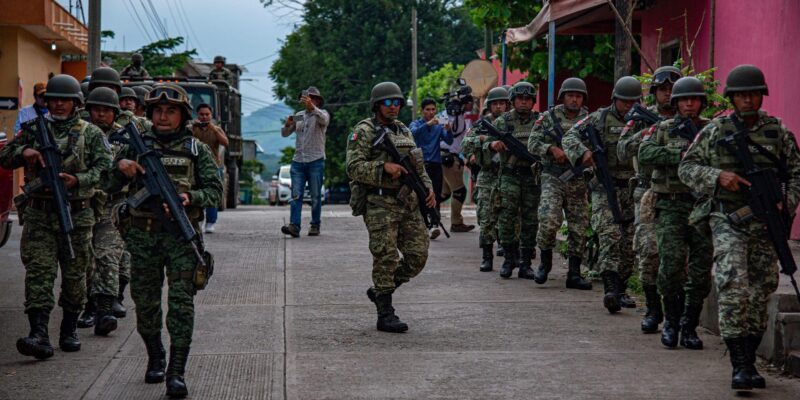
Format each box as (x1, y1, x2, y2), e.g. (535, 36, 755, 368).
(242, 102, 295, 156)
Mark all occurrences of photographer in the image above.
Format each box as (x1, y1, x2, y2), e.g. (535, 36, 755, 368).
(280, 87, 329, 237)
(410, 98, 453, 239)
(440, 80, 476, 233)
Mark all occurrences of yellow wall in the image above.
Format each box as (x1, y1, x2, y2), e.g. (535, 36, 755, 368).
(0, 27, 20, 136)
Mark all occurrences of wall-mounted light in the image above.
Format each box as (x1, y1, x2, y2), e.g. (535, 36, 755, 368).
(50, 42, 57, 51)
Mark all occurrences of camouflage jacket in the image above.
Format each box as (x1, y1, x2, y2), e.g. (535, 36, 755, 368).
(209, 67, 234, 85)
(639, 116, 709, 196)
(483, 109, 539, 167)
(528, 105, 588, 172)
(120, 64, 150, 78)
(562, 105, 639, 181)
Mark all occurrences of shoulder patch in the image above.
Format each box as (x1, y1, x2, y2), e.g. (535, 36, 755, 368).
(349, 131, 358, 141)
(643, 125, 657, 139)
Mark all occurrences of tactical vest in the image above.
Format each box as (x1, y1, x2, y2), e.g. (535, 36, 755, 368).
(25, 118, 92, 199)
(358, 119, 420, 189)
(128, 134, 202, 219)
(593, 107, 634, 180)
(541, 105, 586, 172)
(714, 115, 785, 206)
(650, 118, 708, 194)
(499, 110, 537, 167)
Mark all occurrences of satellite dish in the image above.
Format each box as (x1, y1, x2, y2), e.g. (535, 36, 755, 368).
(460, 59, 498, 97)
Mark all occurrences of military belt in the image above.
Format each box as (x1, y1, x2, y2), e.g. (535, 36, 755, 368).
(367, 187, 401, 197)
(658, 192, 696, 203)
(590, 176, 630, 189)
(130, 216, 165, 233)
(502, 165, 533, 177)
(28, 198, 91, 213)
(542, 164, 570, 176)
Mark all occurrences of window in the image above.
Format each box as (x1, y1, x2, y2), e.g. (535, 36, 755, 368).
(659, 39, 681, 67)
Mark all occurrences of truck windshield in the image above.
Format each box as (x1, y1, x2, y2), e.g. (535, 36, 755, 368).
(182, 87, 216, 119)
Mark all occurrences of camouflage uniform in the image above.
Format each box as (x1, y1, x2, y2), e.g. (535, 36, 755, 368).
(208, 67, 234, 86)
(0, 115, 111, 314)
(346, 118, 431, 296)
(678, 111, 800, 339)
(120, 64, 150, 79)
(462, 124, 500, 247)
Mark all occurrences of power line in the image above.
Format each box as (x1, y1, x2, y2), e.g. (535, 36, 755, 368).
(125, 0, 155, 43)
(165, 0, 189, 49)
(175, 0, 209, 57)
(137, 0, 165, 41)
(241, 50, 281, 66)
(146, 0, 169, 38)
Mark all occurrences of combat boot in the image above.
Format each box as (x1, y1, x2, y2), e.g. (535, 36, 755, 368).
(496, 243, 505, 257)
(565, 256, 592, 290)
(660, 293, 683, 348)
(59, 309, 81, 352)
(366, 280, 402, 304)
(746, 334, 766, 388)
(499, 243, 519, 279)
(640, 285, 663, 333)
(518, 248, 537, 279)
(533, 248, 553, 284)
(16, 309, 54, 360)
(479, 245, 493, 272)
(724, 337, 753, 391)
(165, 346, 190, 398)
(112, 278, 128, 318)
(601, 272, 621, 314)
(679, 303, 704, 349)
(77, 296, 96, 328)
(374, 293, 408, 333)
(94, 294, 119, 336)
(618, 278, 637, 308)
(144, 334, 166, 383)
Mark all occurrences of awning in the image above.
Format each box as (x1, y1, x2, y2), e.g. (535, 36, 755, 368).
(506, 0, 641, 43)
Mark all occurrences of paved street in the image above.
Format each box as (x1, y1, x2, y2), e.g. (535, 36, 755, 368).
(1, 204, 799, 399)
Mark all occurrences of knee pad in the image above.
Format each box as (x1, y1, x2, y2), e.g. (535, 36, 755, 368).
(452, 187, 467, 203)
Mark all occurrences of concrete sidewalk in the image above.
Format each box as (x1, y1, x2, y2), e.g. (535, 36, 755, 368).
(0, 205, 798, 399)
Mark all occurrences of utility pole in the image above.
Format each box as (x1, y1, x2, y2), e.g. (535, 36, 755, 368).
(411, 6, 418, 121)
(87, 0, 101, 74)
(613, 0, 632, 81)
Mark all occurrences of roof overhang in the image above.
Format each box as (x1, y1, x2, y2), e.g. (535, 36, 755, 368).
(507, 0, 641, 43)
(0, 0, 88, 54)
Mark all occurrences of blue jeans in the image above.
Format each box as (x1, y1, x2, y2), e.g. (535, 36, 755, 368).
(205, 167, 224, 224)
(290, 158, 324, 228)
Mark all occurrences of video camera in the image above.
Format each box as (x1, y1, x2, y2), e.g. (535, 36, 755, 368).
(441, 78, 473, 116)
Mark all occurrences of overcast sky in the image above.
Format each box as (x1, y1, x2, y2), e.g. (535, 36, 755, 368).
(57, 0, 301, 115)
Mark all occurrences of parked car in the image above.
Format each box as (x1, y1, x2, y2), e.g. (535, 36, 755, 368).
(324, 182, 351, 204)
(303, 183, 326, 204)
(0, 132, 14, 248)
(269, 165, 291, 206)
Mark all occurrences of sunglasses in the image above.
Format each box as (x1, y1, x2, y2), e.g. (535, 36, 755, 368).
(145, 86, 188, 104)
(381, 98, 403, 107)
(652, 70, 681, 86)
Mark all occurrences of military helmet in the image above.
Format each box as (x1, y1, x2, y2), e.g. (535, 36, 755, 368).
(670, 76, 707, 106)
(369, 82, 404, 109)
(509, 81, 536, 102)
(145, 83, 192, 120)
(80, 81, 90, 99)
(44, 74, 82, 101)
(132, 53, 143, 62)
(89, 67, 122, 92)
(119, 87, 138, 101)
(85, 87, 121, 114)
(213, 55, 226, 63)
(650, 66, 681, 91)
(132, 86, 149, 105)
(486, 87, 510, 104)
(723, 64, 768, 97)
(558, 77, 588, 100)
(612, 76, 642, 100)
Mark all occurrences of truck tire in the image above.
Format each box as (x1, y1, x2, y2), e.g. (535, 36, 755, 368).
(227, 162, 239, 209)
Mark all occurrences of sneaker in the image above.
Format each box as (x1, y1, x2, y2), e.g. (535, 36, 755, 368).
(308, 224, 320, 236)
(429, 227, 441, 240)
(281, 224, 300, 238)
(204, 223, 215, 233)
(450, 223, 475, 233)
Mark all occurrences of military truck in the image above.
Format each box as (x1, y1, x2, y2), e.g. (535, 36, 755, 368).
(123, 78, 242, 209)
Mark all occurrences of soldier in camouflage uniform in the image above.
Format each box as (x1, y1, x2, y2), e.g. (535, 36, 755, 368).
(120, 53, 150, 79)
(209, 55, 235, 86)
(461, 86, 509, 272)
(562, 76, 645, 313)
(528, 77, 592, 290)
(679, 65, 800, 391)
(485, 82, 541, 279)
(639, 76, 713, 349)
(108, 84, 222, 398)
(617, 66, 681, 323)
(346, 82, 435, 334)
(0, 75, 111, 359)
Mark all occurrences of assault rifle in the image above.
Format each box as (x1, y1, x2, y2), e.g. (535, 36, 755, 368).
(584, 109, 632, 229)
(474, 118, 539, 164)
(109, 122, 205, 264)
(372, 126, 450, 238)
(18, 108, 76, 258)
(546, 109, 585, 182)
(625, 103, 662, 126)
(717, 116, 800, 302)
(669, 117, 699, 142)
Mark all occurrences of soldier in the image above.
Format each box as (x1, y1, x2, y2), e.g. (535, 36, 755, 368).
(131, 86, 150, 118)
(85, 67, 150, 132)
(679, 65, 800, 391)
(618, 65, 681, 328)
(119, 87, 139, 113)
(639, 76, 713, 349)
(208, 55, 234, 86)
(107, 84, 222, 398)
(120, 53, 150, 79)
(0, 74, 111, 359)
(528, 77, 592, 290)
(562, 76, 644, 313)
(461, 86, 509, 271)
(346, 82, 435, 333)
(485, 81, 540, 279)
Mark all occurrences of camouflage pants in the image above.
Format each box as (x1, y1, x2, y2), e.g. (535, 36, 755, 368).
(475, 170, 499, 247)
(497, 172, 539, 249)
(655, 201, 713, 305)
(536, 174, 588, 257)
(119, 250, 131, 283)
(364, 197, 430, 296)
(710, 215, 779, 339)
(21, 208, 94, 314)
(125, 227, 197, 348)
(633, 188, 659, 286)
(590, 187, 635, 279)
(89, 202, 124, 297)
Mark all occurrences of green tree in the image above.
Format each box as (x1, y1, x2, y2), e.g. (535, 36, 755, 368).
(266, 0, 482, 185)
(414, 63, 464, 113)
(279, 146, 295, 165)
(102, 36, 197, 77)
